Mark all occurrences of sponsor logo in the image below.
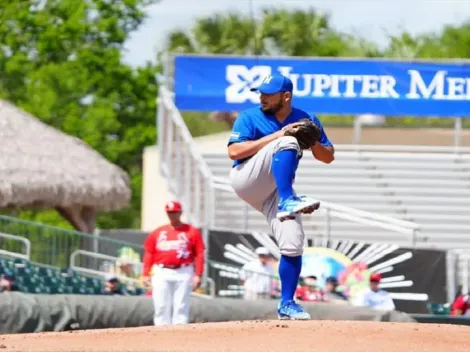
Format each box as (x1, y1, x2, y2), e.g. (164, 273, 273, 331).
(225, 65, 272, 103)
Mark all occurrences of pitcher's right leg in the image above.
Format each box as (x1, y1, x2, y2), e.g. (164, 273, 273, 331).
(264, 193, 311, 320)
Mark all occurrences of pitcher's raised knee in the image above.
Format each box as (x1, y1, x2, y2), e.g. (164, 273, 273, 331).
(273, 136, 301, 155)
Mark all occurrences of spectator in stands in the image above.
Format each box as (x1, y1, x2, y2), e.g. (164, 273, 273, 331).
(113, 247, 142, 280)
(356, 273, 395, 311)
(103, 273, 126, 295)
(0, 274, 19, 292)
(109, 247, 145, 294)
(450, 292, 470, 316)
(240, 247, 275, 300)
(295, 274, 325, 302)
(323, 276, 348, 303)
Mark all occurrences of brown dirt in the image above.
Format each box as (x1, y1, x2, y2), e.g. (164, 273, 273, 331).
(0, 320, 468, 352)
(325, 126, 470, 146)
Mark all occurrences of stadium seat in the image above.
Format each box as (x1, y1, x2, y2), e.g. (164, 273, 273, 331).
(0, 258, 13, 270)
(204, 150, 470, 249)
(427, 302, 451, 315)
(0, 255, 146, 296)
(62, 276, 80, 287)
(13, 265, 32, 277)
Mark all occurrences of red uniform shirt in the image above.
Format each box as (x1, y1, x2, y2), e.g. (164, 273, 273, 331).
(451, 294, 470, 316)
(143, 223, 205, 276)
(295, 287, 325, 302)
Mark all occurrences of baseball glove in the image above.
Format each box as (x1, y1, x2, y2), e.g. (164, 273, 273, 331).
(283, 118, 321, 149)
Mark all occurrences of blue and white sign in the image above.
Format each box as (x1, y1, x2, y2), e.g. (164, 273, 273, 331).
(173, 55, 470, 117)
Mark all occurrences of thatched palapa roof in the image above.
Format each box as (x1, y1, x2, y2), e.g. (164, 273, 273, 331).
(0, 100, 131, 232)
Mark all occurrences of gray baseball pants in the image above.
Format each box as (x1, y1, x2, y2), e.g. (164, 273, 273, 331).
(229, 136, 306, 257)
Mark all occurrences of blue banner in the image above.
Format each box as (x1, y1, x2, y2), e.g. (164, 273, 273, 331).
(173, 55, 470, 117)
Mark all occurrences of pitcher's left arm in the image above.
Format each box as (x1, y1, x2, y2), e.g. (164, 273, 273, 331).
(310, 115, 334, 164)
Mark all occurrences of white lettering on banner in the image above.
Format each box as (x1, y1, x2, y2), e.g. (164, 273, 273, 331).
(312, 74, 334, 97)
(407, 70, 445, 99)
(406, 70, 470, 100)
(342, 75, 363, 98)
(225, 64, 470, 103)
(448, 77, 469, 99)
(279, 66, 399, 99)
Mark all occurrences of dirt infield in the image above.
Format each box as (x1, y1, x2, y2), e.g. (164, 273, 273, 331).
(0, 320, 468, 352)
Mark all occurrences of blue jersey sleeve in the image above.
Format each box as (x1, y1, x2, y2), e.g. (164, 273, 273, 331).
(227, 112, 254, 146)
(310, 115, 333, 147)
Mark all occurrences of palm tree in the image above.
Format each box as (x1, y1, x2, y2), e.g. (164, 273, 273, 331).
(164, 7, 378, 57)
(165, 13, 265, 55)
(162, 7, 381, 127)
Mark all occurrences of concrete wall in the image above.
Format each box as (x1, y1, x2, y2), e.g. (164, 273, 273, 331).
(140, 146, 190, 231)
(141, 146, 171, 231)
(140, 135, 227, 232)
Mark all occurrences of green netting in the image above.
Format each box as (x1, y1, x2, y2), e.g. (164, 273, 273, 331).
(0, 215, 143, 267)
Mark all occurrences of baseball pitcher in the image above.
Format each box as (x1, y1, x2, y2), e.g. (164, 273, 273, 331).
(227, 74, 335, 320)
(142, 201, 205, 325)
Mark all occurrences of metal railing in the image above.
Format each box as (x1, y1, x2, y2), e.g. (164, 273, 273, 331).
(157, 86, 214, 230)
(70, 249, 215, 297)
(70, 249, 142, 283)
(0, 215, 143, 268)
(157, 86, 215, 281)
(331, 144, 470, 154)
(452, 250, 470, 297)
(211, 178, 422, 246)
(208, 260, 279, 299)
(0, 232, 31, 260)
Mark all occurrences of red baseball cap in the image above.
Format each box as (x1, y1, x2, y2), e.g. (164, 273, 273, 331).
(370, 273, 382, 282)
(165, 201, 182, 213)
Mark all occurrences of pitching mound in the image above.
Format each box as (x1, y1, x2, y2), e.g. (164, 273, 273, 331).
(0, 320, 468, 352)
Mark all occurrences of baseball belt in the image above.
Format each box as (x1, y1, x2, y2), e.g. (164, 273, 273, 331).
(156, 263, 192, 270)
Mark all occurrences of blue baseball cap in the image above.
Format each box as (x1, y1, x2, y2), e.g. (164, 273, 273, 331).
(250, 74, 293, 94)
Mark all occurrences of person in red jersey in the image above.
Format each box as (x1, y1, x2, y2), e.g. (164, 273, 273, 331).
(142, 201, 205, 326)
(295, 274, 326, 302)
(450, 292, 470, 316)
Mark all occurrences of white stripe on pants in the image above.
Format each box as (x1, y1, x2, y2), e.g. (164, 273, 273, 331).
(151, 264, 194, 326)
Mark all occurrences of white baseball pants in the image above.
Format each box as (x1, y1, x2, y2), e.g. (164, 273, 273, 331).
(151, 264, 194, 326)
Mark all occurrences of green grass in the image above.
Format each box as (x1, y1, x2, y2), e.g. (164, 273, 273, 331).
(182, 112, 231, 137)
(182, 111, 468, 133)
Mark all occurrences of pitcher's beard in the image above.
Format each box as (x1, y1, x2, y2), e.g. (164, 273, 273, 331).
(261, 100, 283, 114)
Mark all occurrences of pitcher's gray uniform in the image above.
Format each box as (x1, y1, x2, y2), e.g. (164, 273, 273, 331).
(229, 118, 332, 257)
(230, 136, 307, 256)
(227, 73, 334, 320)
